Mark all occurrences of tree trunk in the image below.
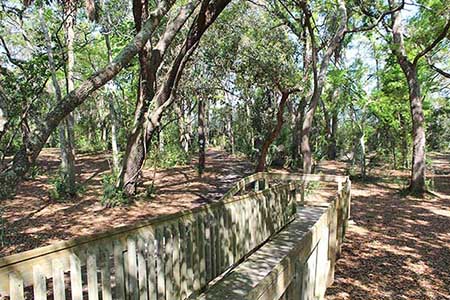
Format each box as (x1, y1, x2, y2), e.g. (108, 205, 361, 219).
(256, 92, 289, 172)
(174, 101, 190, 153)
(390, 0, 426, 193)
(328, 109, 338, 160)
(300, 0, 347, 174)
(118, 0, 231, 195)
(61, 2, 77, 194)
(406, 67, 426, 193)
(198, 97, 206, 176)
(0, 1, 176, 199)
(40, 5, 76, 194)
(118, 1, 200, 195)
(360, 132, 366, 178)
(104, 30, 120, 172)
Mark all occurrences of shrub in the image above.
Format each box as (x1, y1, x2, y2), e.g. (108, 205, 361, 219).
(48, 173, 83, 201)
(101, 173, 129, 207)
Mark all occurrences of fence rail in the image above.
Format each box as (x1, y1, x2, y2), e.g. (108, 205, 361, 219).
(0, 179, 297, 300)
(0, 172, 351, 300)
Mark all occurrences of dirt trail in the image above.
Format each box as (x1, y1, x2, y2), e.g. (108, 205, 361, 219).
(0, 148, 252, 257)
(326, 153, 450, 300)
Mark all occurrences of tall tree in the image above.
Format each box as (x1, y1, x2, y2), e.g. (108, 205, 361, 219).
(388, 0, 450, 193)
(0, 0, 178, 199)
(300, 0, 347, 174)
(118, 0, 232, 195)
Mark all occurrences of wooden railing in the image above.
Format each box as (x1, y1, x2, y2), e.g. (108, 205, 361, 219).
(195, 174, 351, 300)
(0, 172, 351, 300)
(0, 178, 297, 300)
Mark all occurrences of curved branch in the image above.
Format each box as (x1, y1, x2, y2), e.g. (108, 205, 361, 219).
(413, 19, 450, 65)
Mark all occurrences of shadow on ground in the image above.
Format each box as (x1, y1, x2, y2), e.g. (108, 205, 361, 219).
(326, 154, 450, 299)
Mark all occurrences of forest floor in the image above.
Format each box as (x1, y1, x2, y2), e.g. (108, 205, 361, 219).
(0, 148, 253, 257)
(325, 152, 450, 300)
(1, 149, 449, 299)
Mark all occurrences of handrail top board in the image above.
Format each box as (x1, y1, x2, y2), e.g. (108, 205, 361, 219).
(194, 205, 331, 300)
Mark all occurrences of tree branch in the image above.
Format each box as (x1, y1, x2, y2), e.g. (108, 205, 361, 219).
(413, 19, 450, 65)
(345, 0, 405, 34)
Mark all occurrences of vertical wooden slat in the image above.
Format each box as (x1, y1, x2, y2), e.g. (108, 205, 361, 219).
(70, 253, 83, 300)
(179, 220, 188, 299)
(204, 212, 212, 283)
(172, 222, 181, 299)
(249, 198, 256, 249)
(100, 249, 112, 300)
(209, 212, 216, 278)
(127, 237, 138, 300)
(137, 237, 148, 300)
(197, 214, 206, 288)
(214, 210, 221, 276)
(147, 230, 157, 300)
(113, 240, 126, 300)
(192, 216, 201, 291)
(239, 200, 245, 259)
(9, 272, 24, 300)
(33, 266, 47, 300)
(186, 218, 194, 296)
(52, 259, 65, 300)
(164, 225, 174, 300)
(231, 203, 237, 264)
(155, 227, 165, 300)
(87, 250, 99, 300)
(222, 208, 230, 269)
(220, 208, 227, 272)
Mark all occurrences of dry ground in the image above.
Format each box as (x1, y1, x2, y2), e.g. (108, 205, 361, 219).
(326, 153, 450, 300)
(0, 148, 253, 257)
(1, 149, 449, 299)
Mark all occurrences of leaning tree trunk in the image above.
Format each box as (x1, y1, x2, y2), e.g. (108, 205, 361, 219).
(118, 1, 200, 195)
(256, 92, 289, 172)
(300, 0, 347, 174)
(118, 0, 231, 195)
(198, 97, 206, 176)
(0, 1, 176, 200)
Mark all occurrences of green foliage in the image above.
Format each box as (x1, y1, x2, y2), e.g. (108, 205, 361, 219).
(101, 173, 129, 207)
(48, 173, 84, 201)
(145, 182, 157, 199)
(0, 207, 6, 247)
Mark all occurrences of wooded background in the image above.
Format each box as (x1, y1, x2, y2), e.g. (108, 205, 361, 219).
(0, 0, 449, 203)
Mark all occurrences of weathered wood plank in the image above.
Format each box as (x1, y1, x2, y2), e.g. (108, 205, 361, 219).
(179, 220, 188, 299)
(70, 253, 83, 300)
(100, 249, 112, 300)
(126, 237, 138, 300)
(204, 213, 212, 283)
(164, 225, 174, 300)
(32, 266, 47, 300)
(52, 259, 65, 300)
(197, 214, 206, 288)
(137, 237, 148, 300)
(9, 272, 24, 300)
(155, 227, 165, 300)
(146, 230, 157, 300)
(87, 250, 99, 300)
(172, 222, 181, 299)
(113, 240, 126, 300)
